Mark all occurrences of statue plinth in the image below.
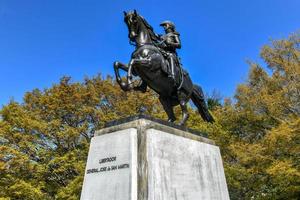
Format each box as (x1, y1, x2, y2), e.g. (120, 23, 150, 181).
(80, 115, 230, 200)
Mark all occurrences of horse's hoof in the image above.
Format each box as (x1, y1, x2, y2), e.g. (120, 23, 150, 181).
(177, 121, 185, 127)
(167, 118, 176, 123)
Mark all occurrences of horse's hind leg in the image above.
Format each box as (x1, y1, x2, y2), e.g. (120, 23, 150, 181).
(178, 91, 190, 126)
(159, 96, 176, 123)
(178, 102, 189, 126)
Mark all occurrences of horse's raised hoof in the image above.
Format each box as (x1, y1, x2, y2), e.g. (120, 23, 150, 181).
(120, 82, 130, 91)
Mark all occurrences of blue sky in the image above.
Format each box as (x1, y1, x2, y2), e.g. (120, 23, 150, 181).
(0, 0, 299, 106)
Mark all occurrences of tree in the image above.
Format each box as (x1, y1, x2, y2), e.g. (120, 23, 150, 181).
(206, 89, 223, 110)
(216, 32, 300, 199)
(0, 75, 164, 199)
(1, 32, 299, 199)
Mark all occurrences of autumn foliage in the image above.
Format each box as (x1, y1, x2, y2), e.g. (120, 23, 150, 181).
(1, 33, 299, 199)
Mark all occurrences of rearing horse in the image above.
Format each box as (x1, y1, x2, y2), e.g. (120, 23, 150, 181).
(114, 10, 214, 125)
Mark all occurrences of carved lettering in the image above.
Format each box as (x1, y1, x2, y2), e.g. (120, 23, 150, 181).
(86, 163, 130, 174)
(99, 156, 116, 164)
(87, 156, 130, 174)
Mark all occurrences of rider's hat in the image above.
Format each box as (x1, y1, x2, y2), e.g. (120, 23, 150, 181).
(160, 20, 175, 28)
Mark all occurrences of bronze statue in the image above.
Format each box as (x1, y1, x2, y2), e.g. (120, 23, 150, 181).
(114, 10, 214, 125)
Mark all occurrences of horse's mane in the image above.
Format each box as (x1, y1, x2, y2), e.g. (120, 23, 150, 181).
(137, 15, 160, 42)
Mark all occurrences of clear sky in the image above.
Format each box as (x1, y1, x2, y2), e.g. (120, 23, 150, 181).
(0, 0, 299, 106)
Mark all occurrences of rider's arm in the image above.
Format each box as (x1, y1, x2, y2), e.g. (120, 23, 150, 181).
(165, 34, 181, 49)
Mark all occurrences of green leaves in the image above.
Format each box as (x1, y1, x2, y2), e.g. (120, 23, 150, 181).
(0, 75, 164, 199)
(216, 33, 300, 199)
(1, 32, 299, 199)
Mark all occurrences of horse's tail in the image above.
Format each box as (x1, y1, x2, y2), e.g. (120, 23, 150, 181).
(191, 84, 215, 123)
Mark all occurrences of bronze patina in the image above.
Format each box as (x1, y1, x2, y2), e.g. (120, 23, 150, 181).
(114, 10, 214, 125)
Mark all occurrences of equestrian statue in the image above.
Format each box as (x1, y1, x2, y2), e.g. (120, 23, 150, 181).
(114, 10, 214, 125)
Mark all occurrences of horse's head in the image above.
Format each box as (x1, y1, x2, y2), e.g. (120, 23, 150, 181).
(123, 10, 159, 45)
(124, 10, 139, 42)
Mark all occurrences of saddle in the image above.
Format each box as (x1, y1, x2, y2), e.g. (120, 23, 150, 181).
(158, 48, 180, 74)
(159, 48, 186, 88)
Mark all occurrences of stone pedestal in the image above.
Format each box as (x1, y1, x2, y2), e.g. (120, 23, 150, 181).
(80, 115, 230, 200)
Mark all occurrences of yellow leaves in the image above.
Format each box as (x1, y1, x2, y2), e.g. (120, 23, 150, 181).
(0, 145, 38, 186)
(222, 114, 300, 198)
(262, 118, 300, 162)
(266, 160, 300, 178)
(230, 142, 267, 166)
(0, 31, 299, 199)
(40, 149, 86, 190)
(190, 32, 300, 199)
(265, 121, 293, 145)
(228, 33, 300, 145)
(260, 33, 300, 73)
(266, 160, 300, 196)
(5, 180, 46, 200)
(55, 176, 84, 200)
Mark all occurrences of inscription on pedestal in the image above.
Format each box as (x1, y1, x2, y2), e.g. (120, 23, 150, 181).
(81, 117, 229, 200)
(80, 128, 137, 200)
(86, 156, 129, 174)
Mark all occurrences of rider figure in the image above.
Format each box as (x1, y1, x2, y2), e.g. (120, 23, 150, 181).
(159, 20, 182, 84)
(134, 20, 182, 93)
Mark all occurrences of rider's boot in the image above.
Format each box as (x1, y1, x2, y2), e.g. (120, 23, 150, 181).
(169, 56, 176, 86)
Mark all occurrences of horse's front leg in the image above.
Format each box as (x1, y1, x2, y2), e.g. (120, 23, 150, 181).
(127, 59, 148, 93)
(113, 61, 132, 91)
(114, 61, 128, 81)
(126, 59, 135, 90)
